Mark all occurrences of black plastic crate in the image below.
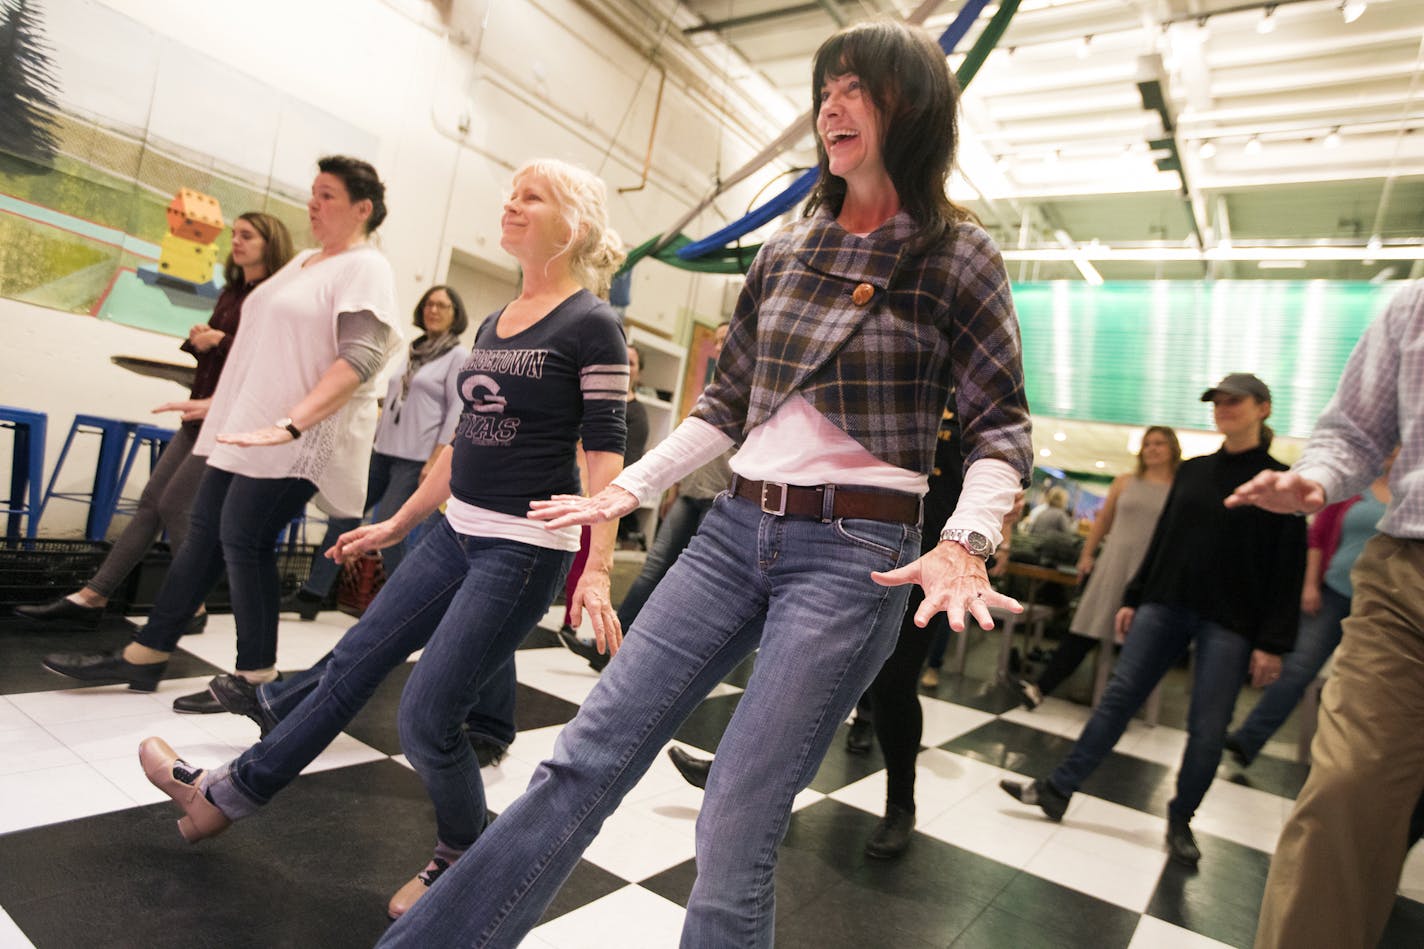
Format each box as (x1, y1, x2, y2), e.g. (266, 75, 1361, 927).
(0, 538, 110, 608)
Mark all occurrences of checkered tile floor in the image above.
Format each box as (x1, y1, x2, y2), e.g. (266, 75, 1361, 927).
(2, 609, 1422, 948)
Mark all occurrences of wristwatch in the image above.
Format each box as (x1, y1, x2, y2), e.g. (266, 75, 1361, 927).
(939, 527, 994, 558)
(275, 417, 302, 440)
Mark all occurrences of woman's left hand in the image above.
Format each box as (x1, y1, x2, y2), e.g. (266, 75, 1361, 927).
(568, 566, 623, 658)
(528, 486, 639, 530)
(1249, 649, 1283, 688)
(216, 426, 296, 448)
(872, 541, 1022, 632)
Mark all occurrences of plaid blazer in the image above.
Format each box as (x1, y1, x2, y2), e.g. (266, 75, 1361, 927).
(692, 207, 1033, 482)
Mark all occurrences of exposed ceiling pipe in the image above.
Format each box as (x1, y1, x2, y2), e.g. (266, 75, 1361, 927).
(1365, 33, 1424, 250)
(619, 68, 668, 194)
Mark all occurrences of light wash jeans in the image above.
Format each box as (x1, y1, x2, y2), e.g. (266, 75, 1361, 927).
(1049, 602, 1255, 822)
(205, 520, 569, 852)
(380, 492, 919, 948)
(1229, 583, 1351, 761)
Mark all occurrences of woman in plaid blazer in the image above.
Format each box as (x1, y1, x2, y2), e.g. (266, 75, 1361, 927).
(382, 19, 1033, 948)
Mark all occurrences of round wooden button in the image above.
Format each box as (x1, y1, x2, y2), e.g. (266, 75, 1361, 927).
(851, 283, 874, 306)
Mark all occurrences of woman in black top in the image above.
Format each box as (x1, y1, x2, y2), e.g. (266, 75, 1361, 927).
(1002, 372, 1307, 869)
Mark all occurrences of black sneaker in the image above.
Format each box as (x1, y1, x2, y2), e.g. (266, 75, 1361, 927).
(1166, 817, 1201, 867)
(864, 804, 916, 859)
(207, 674, 279, 736)
(1011, 678, 1044, 711)
(999, 778, 1069, 822)
(468, 735, 507, 767)
(1224, 733, 1253, 768)
(845, 717, 874, 755)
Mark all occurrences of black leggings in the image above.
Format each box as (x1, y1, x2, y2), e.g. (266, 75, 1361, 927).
(864, 586, 947, 812)
(1033, 631, 1100, 696)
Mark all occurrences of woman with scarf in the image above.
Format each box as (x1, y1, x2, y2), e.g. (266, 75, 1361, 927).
(284, 285, 469, 619)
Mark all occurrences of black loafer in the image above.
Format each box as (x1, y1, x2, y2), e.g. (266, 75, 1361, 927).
(172, 689, 224, 714)
(864, 803, 916, 859)
(1166, 817, 1201, 867)
(16, 596, 104, 628)
(42, 650, 166, 692)
(667, 746, 712, 790)
(845, 717, 874, 755)
(184, 612, 208, 636)
(999, 778, 1069, 822)
(468, 735, 508, 767)
(207, 674, 279, 736)
(278, 591, 322, 621)
(556, 624, 608, 672)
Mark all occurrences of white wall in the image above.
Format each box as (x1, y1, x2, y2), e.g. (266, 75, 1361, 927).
(4, 0, 776, 536)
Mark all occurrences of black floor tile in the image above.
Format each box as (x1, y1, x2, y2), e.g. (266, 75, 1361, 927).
(0, 760, 436, 949)
(920, 673, 1022, 715)
(985, 873, 1140, 948)
(537, 861, 630, 926)
(1381, 895, 1424, 949)
(519, 622, 563, 651)
(339, 661, 416, 756)
(514, 682, 580, 731)
(807, 723, 890, 794)
(1147, 831, 1271, 948)
(1220, 753, 1310, 801)
(0, 621, 224, 694)
(942, 719, 1177, 816)
(720, 654, 758, 690)
(638, 857, 698, 909)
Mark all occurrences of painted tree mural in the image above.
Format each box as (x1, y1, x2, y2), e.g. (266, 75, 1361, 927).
(0, 0, 61, 164)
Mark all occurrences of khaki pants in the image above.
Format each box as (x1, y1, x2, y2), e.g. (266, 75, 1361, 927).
(1257, 534, 1424, 949)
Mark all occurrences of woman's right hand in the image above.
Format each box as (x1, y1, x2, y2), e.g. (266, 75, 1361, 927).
(1300, 584, 1322, 616)
(326, 519, 408, 563)
(1114, 606, 1136, 643)
(187, 324, 225, 352)
(1076, 550, 1096, 576)
(153, 398, 212, 422)
(528, 485, 639, 530)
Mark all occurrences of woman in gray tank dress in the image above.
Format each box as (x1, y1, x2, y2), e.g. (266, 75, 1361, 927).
(1014, 426, 1180, 708)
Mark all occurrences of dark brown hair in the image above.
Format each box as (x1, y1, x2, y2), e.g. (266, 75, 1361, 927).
(804, 20, 973, 253)
(223, 211, 295, 288)
(317, 155, 387, 233)
(412, 284, 469, 336)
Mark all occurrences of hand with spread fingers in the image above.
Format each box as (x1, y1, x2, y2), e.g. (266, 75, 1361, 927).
(325, 519, 408, 564)
(528, 485, 639, 531)
(568, 567, 622, 658)
(872, 540, 1022, 632)
(1225, 469, 1326, 515)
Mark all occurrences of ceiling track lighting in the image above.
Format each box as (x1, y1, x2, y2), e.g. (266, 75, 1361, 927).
(1198, 140, 1217, 159)
(1256, 5, 1277, 34)
(1244, 135, 1263, 155)
(1341, 0, 1367, 23)
(1324, 127, 1342, 148)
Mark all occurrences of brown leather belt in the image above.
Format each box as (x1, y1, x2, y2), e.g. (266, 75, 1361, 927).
(731, 476, 921, 525)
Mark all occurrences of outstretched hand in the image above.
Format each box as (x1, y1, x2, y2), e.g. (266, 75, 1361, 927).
(872, 541, 1022, 632)
(1225, 470, 1326, 515)
(153, 398, 212, 423)
(528, 486, 639, 531)
(325, 519, 408, 564)
(216, 425, 295, 448)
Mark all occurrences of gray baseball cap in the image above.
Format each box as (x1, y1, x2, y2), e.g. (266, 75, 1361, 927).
(1201, 372, 1271, 403)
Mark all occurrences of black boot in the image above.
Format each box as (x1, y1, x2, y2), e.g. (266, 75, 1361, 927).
(556, 624, 609, 672)
(16, 596, 104, 628)
(1165, 817, 1201, 867)
(278, 590, 322, 621)
(845, 717, 874, 754)
(999, 778, 1069, 822)
(42, 650, 166, 692)
(667, 746, 712, 790)
(864, 804, 916, 859)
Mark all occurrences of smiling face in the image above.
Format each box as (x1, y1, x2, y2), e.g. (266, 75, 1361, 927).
(817, 73, 888, 188)
(422, 288, 455, 335)
(229, 217, 267, 274)
(307, 172, 371, 249)
(1211, 394, 1270, 440)
(499, 171, 572, 267)
(1139, 430, 1174, 469)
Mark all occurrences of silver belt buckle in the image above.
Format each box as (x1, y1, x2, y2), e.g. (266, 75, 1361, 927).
(760, 481, 788, 516)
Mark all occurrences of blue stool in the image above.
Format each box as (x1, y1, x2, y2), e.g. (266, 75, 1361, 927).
(110, 423, 178, 524)
(0, 405, 48, 539)
(40, 414, 139, 541)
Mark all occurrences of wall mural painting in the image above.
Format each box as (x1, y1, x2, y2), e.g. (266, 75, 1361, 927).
(0, 0, 376, 338)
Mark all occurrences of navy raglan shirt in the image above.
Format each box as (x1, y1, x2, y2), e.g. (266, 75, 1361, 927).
(449, 289, 628, 517)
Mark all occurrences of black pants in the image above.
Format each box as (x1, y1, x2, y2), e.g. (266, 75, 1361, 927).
(1033, 630, 1100, 696)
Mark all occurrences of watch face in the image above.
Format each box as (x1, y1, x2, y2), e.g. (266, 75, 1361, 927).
(966, 532, 991, 555)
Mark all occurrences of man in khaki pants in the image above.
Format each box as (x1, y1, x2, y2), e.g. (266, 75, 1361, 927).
(1228, 281, 1423, 949)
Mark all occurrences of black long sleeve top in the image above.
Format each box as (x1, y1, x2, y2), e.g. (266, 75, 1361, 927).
(1122, 445, 1307, 654)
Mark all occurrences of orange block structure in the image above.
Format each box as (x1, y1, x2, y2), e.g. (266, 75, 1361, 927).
(166, 188, 223, 244)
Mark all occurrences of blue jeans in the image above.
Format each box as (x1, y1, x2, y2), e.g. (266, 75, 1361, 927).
(260, 651, 518, 748)
(1229, 584, 1351, 760)
(1049, 602, 1254, 823)
(380, 493, 919, 948)
(136, 467, 316, 670)
(304, 451, 424, 597)
(205, 520, 570, 852)
(615, 494, 716, 630)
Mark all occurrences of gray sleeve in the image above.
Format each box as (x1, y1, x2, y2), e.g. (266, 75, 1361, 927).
(336, 309, 392, 382)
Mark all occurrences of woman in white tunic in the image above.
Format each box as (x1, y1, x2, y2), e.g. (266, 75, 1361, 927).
(44, 156, 402, 704)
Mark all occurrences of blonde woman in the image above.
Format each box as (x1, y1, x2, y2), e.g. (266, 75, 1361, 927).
(136, 159, 630, 922)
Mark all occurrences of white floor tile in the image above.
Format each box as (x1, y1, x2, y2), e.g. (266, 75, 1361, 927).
(43, 709, 224, 764)
(0, 762, 137, 833)
(999, 696, 1094, 740)
(1191, 780, 1288, 855)
(531, 885, 686, 949)
(918, 770, 1062, 868)
(8, 686, 173, 728)
(583, 800, 698, 881)
(0, 905, 35, 949)
(1027, 797, 1169, 912)
(1128, 915, 1236, 948)
(919, 697, 997, 747)
(0, 696, 34, 733)
(0, 724, 82, 775)
(829, 747, 1001, 823)
(1400, 844, 1424, 902)
(174, 613, 356, 673)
